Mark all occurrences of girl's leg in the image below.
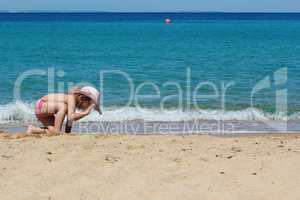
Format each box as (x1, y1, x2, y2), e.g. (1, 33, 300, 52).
(38, 107, 67, 135)
(26, 116, 55, 134)
(26, 125, 47, 134)
(27, 103, 67, 135)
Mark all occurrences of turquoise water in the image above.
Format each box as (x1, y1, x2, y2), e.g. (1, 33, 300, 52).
(0, 13, 300, 124)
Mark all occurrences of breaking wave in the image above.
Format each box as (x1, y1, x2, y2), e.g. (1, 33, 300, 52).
(0, 102, 299, 125)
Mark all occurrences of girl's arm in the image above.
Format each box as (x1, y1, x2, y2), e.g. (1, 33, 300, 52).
(54, 106, 68, 133)
(67, 95, 94, 122)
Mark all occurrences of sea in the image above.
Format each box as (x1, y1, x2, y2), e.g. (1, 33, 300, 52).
(0, 12, 300, 134)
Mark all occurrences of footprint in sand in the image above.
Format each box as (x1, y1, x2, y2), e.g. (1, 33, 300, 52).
(126, 145, 146, 150)
(230, 147, 242, 153)
(173, 158, 182, 163)
(105, 155, 121, 164)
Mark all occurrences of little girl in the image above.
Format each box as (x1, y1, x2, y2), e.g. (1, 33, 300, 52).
(27, 86, 102, 134)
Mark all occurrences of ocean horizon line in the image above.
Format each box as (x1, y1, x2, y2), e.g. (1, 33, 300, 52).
(1, 11, 300, 14)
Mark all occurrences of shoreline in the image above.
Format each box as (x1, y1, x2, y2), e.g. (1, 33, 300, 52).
(1, 134, 300, 199)
(2, 120, 300, 135)
(1, 132, 300, 140)
(1, 131, 300, 140)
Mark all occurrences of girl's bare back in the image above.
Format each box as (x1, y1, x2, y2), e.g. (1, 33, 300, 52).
(41, 94, 70, 115)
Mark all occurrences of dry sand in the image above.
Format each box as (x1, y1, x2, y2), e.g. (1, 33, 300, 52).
(0, 133, 300, 200)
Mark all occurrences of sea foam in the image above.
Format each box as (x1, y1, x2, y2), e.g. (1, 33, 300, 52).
(0, 102, 297, 125)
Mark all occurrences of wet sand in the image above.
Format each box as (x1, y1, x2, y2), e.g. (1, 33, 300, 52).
(1, 133, 300, 200)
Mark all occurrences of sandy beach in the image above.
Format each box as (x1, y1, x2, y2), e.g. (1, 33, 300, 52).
(0, 133, 300, 200)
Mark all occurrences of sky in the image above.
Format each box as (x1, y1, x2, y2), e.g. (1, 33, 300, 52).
(0, 0, 300, 12)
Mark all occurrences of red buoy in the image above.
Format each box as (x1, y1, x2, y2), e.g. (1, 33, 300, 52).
(165, 18, 171, 24)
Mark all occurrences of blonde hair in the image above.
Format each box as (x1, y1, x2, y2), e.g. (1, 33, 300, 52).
(74, 93, 92, 110)
(69, 87, 92, 110)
